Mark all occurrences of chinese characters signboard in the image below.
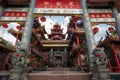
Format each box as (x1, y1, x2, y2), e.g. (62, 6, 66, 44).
(3, 11, 27, 17)
(1, 8, 28, 21)
(35, 0, 81, 9)
(34, 0, 82, 14)
(89, 13, 115, 22)
(88, 9, 115, 22)
(89, 13, 113, 18)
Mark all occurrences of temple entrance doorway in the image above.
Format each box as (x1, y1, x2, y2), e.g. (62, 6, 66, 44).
(48, 48, 68, 67)
(38, 15, 88, 68)
(54, 54, 63, 67)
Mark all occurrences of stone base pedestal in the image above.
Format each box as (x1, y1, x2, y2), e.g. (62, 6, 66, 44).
(21, 69, 28, 80)
(110, 73, 120, 80)
(91, 66, 111, 80)
(10, 69, 28, 80)
(10, 69, 22, 80)
(97, 66, 110, 80)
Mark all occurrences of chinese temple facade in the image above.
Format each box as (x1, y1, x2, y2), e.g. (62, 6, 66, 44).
(0, 0, 120, 80)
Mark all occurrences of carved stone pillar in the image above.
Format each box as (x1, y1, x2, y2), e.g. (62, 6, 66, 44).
(21, 0, 36, 50)
(10, 0, 36, 80)
(10, 48, 30, 80)
(80, 0, 96, 63)
(109, 2, 120, 38)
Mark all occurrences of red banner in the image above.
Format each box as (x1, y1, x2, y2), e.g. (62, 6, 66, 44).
(89, 13, 113, 18)
(35, 0, 81, 9)
(3, 11, 28, 17)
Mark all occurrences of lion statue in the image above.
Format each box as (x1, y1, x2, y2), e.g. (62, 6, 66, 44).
(92, 47, 107, 66)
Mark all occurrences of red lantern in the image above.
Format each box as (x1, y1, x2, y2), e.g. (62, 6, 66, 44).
(16, 25, 22, 31)
(108, 27, 114, 32)
(93, 27, 99, 33)
(40, 16, 46, 22)
(2, 24, 8, 28)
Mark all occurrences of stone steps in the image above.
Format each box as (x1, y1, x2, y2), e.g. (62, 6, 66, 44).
(47, 67, 70, 71)
(28, 71, 91, 80)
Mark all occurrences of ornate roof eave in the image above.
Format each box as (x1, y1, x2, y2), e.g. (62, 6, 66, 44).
(8, 29, 22, 40)
(6, 0, 30, 6)
(87, 0, 115, 3)
(40, 40, 70, 47)
(91, 22, 116, 26)
(87, 0, 120, 12)
(41, 40, 70, 44)
(0, 20, 25, 25)
(0, 43, 16, 52)
(97, 36, 120, 47)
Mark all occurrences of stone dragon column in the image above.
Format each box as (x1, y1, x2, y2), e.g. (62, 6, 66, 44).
(21, 0, 36, 50)
(80, 0, 96, 63)
(10, 0, 36, 80)
(20, 0, 36, 79)
(80, 1, 111, 80)
(109, 2, 120, 38)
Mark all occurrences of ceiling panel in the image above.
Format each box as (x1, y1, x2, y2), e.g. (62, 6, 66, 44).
(6, 0, 30, 5)
(87, 0, 120, 12)
(87, 0, 115, 3)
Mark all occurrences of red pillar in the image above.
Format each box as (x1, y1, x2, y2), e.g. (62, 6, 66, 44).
(46, 51, 49, 64)
(2, 53, 9, 70)
(69, 47, 73, 55)
(75, 23, 82, 66)
(76, 58, 78, 67)
(78, 53, 82, 66)
(40, 48, 42, 57)
(111, 43, 120, 72)
(74, 21, 78, 30)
